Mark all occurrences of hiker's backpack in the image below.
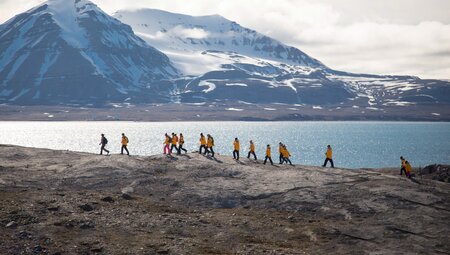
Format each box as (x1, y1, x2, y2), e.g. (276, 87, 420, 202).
(168, 137, 172, 144)
(211, 137, 215, 146)
(104, 137, 108, 144)
(126, 137, 129, 143)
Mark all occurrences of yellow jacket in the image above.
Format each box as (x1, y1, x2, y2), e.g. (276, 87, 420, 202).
(282, 147, 290, 158)
(179, 136, 184, 145)
(405, 162, 412, 173)
(172, 135, 178, 145)
(121, 136, 128, 146)
(200, 136, 206, 145)
(207, 137, 213, 147)
(164, 137, 169, 145)
(326, 148, 332, 159)
(266, 147, 271, 157)
(234, 140, 240, 151)
(279, 145, 283, 153)
(250, 143, 255, 152)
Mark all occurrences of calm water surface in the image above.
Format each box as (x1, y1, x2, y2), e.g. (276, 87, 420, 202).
(0, 121, 449, 169)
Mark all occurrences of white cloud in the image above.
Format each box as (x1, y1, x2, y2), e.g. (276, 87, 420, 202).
(0, 0, 449, 79)
(169, 26, 210, 40)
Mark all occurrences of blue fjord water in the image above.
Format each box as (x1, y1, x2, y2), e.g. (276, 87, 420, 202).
(0, 121, 449, 169)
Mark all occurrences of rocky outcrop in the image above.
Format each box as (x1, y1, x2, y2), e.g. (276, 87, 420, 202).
(419, 164, 450, 183)
(0, 145, 449, 254)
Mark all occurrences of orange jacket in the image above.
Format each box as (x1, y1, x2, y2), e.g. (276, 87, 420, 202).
(234, 140, 240, 151)
(326, 148, 332, 159)
(266, 147, 271, 157)
(121, 136, 128, 146)
(405, 162, 412, 173)
(172, 135, 178, 145)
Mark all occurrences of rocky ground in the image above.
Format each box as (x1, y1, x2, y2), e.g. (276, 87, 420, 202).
(0, 145, 449, 254)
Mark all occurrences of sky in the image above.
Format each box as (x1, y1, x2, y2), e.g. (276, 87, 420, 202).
(1, 0, 449, 79)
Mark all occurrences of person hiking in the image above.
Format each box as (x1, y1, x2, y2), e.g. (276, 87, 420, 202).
(163, 133, 171, 155)
(278, 142, 284, 164)
(322, 145, 334, 168)
(199, 133, 207, 154)
(233, 138, 240, 160)
(206, 134, 215, 157)
(121, 133, 130, 155)
(247, 140, 257, 160)
(404, 160, 412, 178)
(400, 156, 407, 175)
(281, 145, 293, 165)
(99, 134, 110, 155)
(171, 133, 179, 154)
(264, 144, 274, 165)
(178, 133, 187, 154)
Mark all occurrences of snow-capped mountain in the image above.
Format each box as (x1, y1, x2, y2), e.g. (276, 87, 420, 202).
(0, 0, 179, 105)
(113, 9, 324, 76)
(0, 3, 449, 111)
(115, 9, 450, 107)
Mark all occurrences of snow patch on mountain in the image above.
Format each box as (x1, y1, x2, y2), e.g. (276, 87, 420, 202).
(199, 80, 216, 93)
(114, 9, 325, 76)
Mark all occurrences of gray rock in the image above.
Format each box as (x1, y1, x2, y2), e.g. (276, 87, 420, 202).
(121, 193, 133, 200)
(101, 196, 115, 203)
(6, 221, 17, 228)
(79, 204, 94, 212)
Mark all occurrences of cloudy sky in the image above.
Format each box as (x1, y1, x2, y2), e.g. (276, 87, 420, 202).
(1, 0, 449, 79)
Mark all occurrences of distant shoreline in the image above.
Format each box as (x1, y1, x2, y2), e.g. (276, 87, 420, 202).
(1, 104, 449, 122)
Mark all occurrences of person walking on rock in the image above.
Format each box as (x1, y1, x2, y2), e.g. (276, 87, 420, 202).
(171, 133, 179, 154)
(247, 140, 257, 160)
(404, 160, 412, 178)
(206, 134, 215, 157)
(233, 138, 240, 160)
(199, 133, 207, 154)
(400, 156, 407, 175)
(99, 134, 110, 155)
(178, 133, 187, 154)
(322, 145, 334, 168)
(163, 133, 171, 155)
(281, 144, 293, 165)
(278, 142, 284, 164)
(121, 133, 130, 155)
(264, 144, 273, 165)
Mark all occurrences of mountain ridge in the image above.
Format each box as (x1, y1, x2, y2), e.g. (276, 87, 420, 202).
(0, 0, 179, 105)
(0, 2, 449, 117)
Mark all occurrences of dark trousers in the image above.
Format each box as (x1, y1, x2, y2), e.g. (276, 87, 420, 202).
(100, 145, 109, 155)
(179, 144, 187, 154)
(400, 167, 406, 175)
(199, 145, 206, 154)
(264, 156, 273, 165)
(323, 158, 334, 168)
(233, 150, 240, 160)
(121, 145, 129, 155)
(283, 157, 293, 165)
(248, 151, 257, 160)
(279, 153, 283, 164)
(170, 144, 178, 153)
(206, 146, 214, 157)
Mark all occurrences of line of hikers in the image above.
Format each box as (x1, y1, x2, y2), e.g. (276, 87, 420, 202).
(99, 133, 415, 177)
(99, 133, 129, 156)
(99, 133, 337, 168)
(163, 133, 188, 155)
